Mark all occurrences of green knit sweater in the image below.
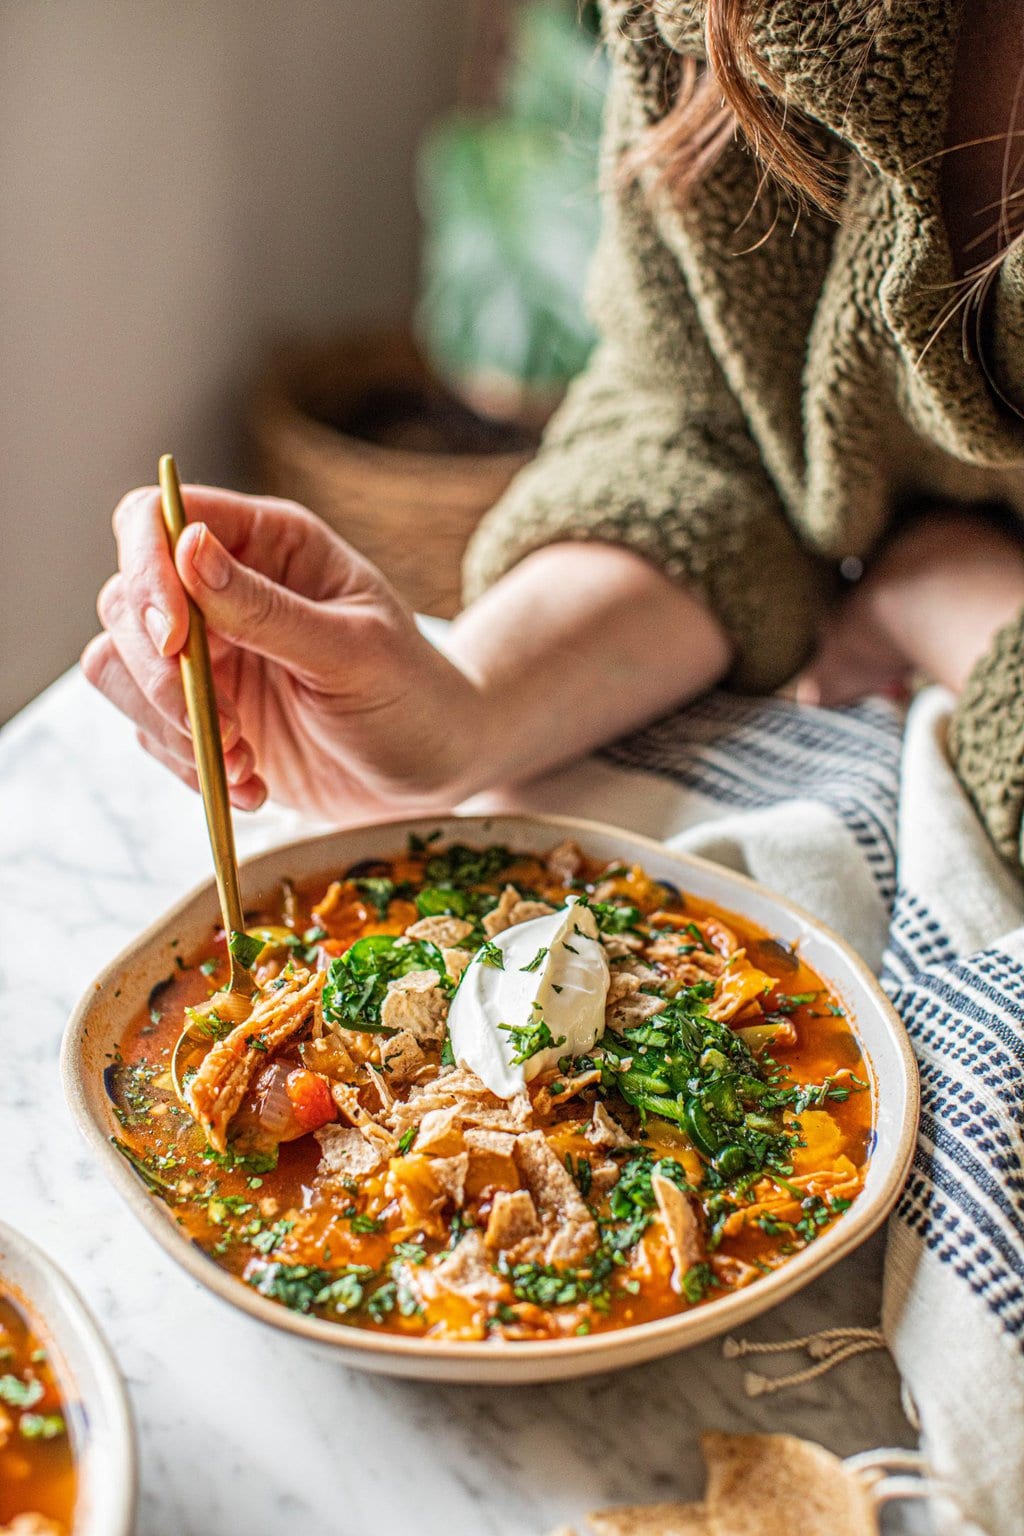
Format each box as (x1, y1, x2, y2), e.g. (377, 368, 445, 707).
(463, 0, 1024, 869)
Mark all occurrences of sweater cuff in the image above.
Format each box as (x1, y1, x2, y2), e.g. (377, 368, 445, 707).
(948, 605, 1024, 869)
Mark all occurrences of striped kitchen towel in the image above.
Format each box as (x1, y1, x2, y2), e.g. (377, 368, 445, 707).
(487, 685, 1024, 1536)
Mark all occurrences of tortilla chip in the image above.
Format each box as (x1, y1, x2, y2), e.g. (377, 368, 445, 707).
(586, 1503, 711, 1535)
(701, 1432, 877, 1535)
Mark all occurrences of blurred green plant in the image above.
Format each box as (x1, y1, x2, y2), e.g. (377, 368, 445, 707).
(417, 1, 608, 414)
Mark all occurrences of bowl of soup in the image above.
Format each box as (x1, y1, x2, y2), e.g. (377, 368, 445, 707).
(0, 1222, 136, 1535)
(62, 813, 918, 1384)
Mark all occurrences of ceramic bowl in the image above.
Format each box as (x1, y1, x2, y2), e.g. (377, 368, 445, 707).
(0, 1220, 137, 1534)
(62, 812, 918, 1384)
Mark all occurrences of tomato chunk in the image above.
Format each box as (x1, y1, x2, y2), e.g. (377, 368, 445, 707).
(285, 1069, 335, 1133)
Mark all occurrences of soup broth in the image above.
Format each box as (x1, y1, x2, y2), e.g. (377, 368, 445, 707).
(107, 838, 872, 1343)
(0, 1287, 76, 1533)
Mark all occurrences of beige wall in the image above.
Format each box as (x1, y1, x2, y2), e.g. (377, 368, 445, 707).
(0, 0, 461, 720)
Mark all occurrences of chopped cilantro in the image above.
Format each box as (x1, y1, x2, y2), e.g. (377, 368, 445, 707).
(19, 1412, 66, 1440)
(353, 877, 398, 916)
(772, 991, 820, 1014)
(421, 842, 511, 887)
(681, 1262, 716, 1304)
(499, 1017, 566, 1065)
(0, 1375, 44, 1409)
(228, 930, 264, 970)
(393, 1241, 427, 1265)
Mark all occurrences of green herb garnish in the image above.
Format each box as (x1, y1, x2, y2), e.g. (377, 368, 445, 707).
(322, 935, 450, 1033)
(499, 1017, 566, 1065)
(228, 930, 264, 970)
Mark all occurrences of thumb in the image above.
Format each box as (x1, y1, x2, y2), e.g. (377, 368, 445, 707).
(176, 522, 330, 672)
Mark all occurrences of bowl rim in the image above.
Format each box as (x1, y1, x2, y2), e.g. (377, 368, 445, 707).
(61, 809, 919, 1371)
(0, 1218, 138, 1536)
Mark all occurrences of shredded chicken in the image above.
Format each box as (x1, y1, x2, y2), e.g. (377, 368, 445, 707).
(600, 931, 646, 959)
(514, 1130, 597, 1266)
(378, 969, 449, 1042)
(189, 969, 324, 1152)
(711, 1254, 760, 1289)
(651, 1173, 705, 1291)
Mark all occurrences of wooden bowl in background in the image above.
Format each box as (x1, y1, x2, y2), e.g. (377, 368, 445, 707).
(249, 328, 542, 618)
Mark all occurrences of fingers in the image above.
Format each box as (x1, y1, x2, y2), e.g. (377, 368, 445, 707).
(135, 729, 267, 812)
(82, 632, 247, 768)
(173, 521, 353, 675)
(111, 487, 191, 658)
(118, 481, 365, 597)
(91, 581, 244, 742)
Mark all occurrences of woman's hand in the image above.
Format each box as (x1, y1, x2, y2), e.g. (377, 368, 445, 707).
(796, 509, 1024, 707)
(82, 485, 486, 821)
(83, 484, 732, 822)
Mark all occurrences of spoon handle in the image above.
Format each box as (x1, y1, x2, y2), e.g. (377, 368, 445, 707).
(157, 454, 247, 940)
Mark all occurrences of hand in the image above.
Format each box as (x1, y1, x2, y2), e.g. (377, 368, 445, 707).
(796, 510, 1024, 707)
(794, 578, 912, 707)
(82, 486, 485, 821)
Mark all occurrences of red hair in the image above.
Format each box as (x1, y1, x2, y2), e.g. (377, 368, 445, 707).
(634, 0, 840, 216)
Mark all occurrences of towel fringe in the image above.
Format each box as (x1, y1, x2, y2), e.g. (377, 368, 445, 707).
(723, 1327, 887, 1396)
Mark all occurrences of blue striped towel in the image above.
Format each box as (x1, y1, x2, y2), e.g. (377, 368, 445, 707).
(490, 685, 1024, 1536)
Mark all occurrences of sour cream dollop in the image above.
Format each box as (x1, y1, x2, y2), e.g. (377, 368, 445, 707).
(448, 897, 610, 1098)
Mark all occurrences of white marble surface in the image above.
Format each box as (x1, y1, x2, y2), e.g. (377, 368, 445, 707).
(2, 671, 920, 1536)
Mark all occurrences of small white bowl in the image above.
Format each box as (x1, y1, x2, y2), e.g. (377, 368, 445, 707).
(62, 812, 919, 1385)
(0, 1220, 136, 1536)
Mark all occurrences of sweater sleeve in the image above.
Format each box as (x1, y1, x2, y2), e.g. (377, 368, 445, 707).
(461, 65, 829, 695)
(948, 605, 1024, 872)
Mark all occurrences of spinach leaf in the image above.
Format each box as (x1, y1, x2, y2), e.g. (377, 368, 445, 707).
(322, 935, 449, 1032)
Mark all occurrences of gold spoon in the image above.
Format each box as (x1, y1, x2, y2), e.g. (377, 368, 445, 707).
(157, 455, 256, 1100)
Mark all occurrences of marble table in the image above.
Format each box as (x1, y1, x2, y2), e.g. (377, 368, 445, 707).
(2, 670, 920, 1536)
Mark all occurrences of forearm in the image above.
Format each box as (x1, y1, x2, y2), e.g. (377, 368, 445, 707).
(447, 542, 731, 792)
